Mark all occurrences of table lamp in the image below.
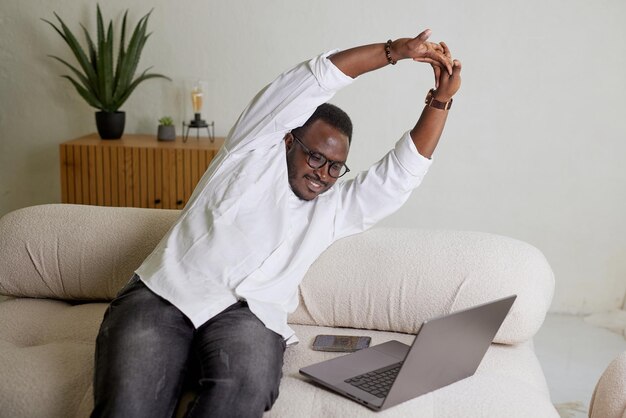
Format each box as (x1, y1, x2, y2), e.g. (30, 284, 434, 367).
(183, 81, 215, 143)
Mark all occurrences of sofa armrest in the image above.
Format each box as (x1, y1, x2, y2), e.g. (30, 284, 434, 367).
(289, 228, 554, 345)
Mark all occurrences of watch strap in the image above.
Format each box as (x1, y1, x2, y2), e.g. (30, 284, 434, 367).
(425, 88, 453, 110)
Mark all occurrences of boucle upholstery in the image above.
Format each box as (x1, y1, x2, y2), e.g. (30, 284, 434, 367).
(0, 204, 559, 417)
(0, 299, 106, 417)
(0, 205, 553, 344)
(292, 228, 554, 344)
(271, 325, 557, 418)
(589, 351, 626, 418)
(0, 204, 179, 300)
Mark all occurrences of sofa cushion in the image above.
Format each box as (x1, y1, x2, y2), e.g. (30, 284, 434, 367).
(290, 228, 554, 344)
(0, 204, 179, 300)
(0, 298, 558, 418)
(271, 325, 558, 418)
(0, 298, 107, 418)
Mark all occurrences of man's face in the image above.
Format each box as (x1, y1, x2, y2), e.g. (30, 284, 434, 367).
(285, 119, 350, 201)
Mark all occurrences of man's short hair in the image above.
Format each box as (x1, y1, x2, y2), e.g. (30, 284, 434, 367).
(293, 103, 353, 145)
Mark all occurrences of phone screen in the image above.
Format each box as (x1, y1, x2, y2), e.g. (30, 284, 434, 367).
(312, 335, 371, 352)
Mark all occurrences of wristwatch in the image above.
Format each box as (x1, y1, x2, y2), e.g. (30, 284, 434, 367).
(425, 88, 453, 110)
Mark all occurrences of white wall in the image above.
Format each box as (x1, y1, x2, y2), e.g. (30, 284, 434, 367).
(1, 0, 625, 314)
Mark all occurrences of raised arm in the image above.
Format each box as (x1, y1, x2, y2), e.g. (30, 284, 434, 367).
(331, 31, 461, 159)
(226, 51, 354, 154)
(328, 29, 453, 79)
(410, 42, 461, 158)
(331, 36, 462, 240)
(227, 30, 458, 156)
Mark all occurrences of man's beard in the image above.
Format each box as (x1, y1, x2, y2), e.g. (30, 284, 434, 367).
(286, 154, 329, 201)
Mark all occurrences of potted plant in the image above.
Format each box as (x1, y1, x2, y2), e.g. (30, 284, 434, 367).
(43, 5, 171, 139)
(157, 116, 176, 141)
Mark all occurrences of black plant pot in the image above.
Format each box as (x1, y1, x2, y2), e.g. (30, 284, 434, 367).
(157, 125, 176, 141)
(95, 111, 125, 139)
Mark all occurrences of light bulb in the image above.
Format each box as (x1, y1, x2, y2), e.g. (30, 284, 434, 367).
(191, 85, 203, 114)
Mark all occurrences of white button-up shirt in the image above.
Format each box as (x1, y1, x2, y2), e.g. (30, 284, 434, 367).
(136, 50, 432, 345)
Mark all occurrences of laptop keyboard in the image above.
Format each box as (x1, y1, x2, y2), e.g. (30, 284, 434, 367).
(344, 362, 402, 398)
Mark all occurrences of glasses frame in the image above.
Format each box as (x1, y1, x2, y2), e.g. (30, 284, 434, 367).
(291, 134, 350, 179)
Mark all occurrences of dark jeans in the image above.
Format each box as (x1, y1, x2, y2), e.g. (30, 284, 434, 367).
(91, 275, 285, 418)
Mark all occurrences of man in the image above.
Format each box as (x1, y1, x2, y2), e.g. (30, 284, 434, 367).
(92, 29, 461, 418)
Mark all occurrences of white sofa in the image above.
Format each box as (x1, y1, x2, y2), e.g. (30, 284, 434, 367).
(0, 204, 559, 417)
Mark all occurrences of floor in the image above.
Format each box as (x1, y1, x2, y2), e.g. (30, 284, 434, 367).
(534, 313, 626, 418)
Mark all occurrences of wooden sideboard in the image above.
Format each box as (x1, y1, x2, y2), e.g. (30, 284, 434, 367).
(60, 133, 224, 210)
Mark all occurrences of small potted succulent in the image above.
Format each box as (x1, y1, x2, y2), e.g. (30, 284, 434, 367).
(157, 116, 176, 141)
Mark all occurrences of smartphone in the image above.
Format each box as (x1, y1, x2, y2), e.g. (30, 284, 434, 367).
(311, 334, 371, 352)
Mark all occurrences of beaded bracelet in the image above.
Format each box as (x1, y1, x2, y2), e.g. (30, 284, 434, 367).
(385, 40, 397, 65)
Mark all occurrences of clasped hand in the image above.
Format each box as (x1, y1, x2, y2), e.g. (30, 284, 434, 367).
(390, 29, 462, 101)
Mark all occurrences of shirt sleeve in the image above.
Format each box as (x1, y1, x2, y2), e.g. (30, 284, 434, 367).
(225, 50, 355, 154)
(331, 131, 433, 241)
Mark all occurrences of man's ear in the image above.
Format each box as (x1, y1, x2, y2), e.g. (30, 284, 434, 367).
(284, 132, 294, 150)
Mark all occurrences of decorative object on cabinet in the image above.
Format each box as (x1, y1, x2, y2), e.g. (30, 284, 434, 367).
(182, 80, 215, 143)
(59, 133, 224, 209)
(157, 116, 176, 141)
(43, 5, 171, 139)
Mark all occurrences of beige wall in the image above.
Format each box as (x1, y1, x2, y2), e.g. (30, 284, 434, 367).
(1, 0, 625, 314)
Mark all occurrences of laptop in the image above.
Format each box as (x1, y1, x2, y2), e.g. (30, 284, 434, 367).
(299, 295, 516, 411)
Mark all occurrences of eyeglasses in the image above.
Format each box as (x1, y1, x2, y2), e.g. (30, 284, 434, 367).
(292, 134, 350, 178)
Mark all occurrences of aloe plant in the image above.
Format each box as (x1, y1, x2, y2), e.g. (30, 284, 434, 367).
(43, 5, 170, 112)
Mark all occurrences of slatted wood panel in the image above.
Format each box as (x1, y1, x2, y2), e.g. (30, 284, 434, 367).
(60, 134, 224, 209)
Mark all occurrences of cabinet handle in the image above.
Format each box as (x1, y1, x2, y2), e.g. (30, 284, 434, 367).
(176, 200, 184, 205)
(154, 199, 161, 204)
